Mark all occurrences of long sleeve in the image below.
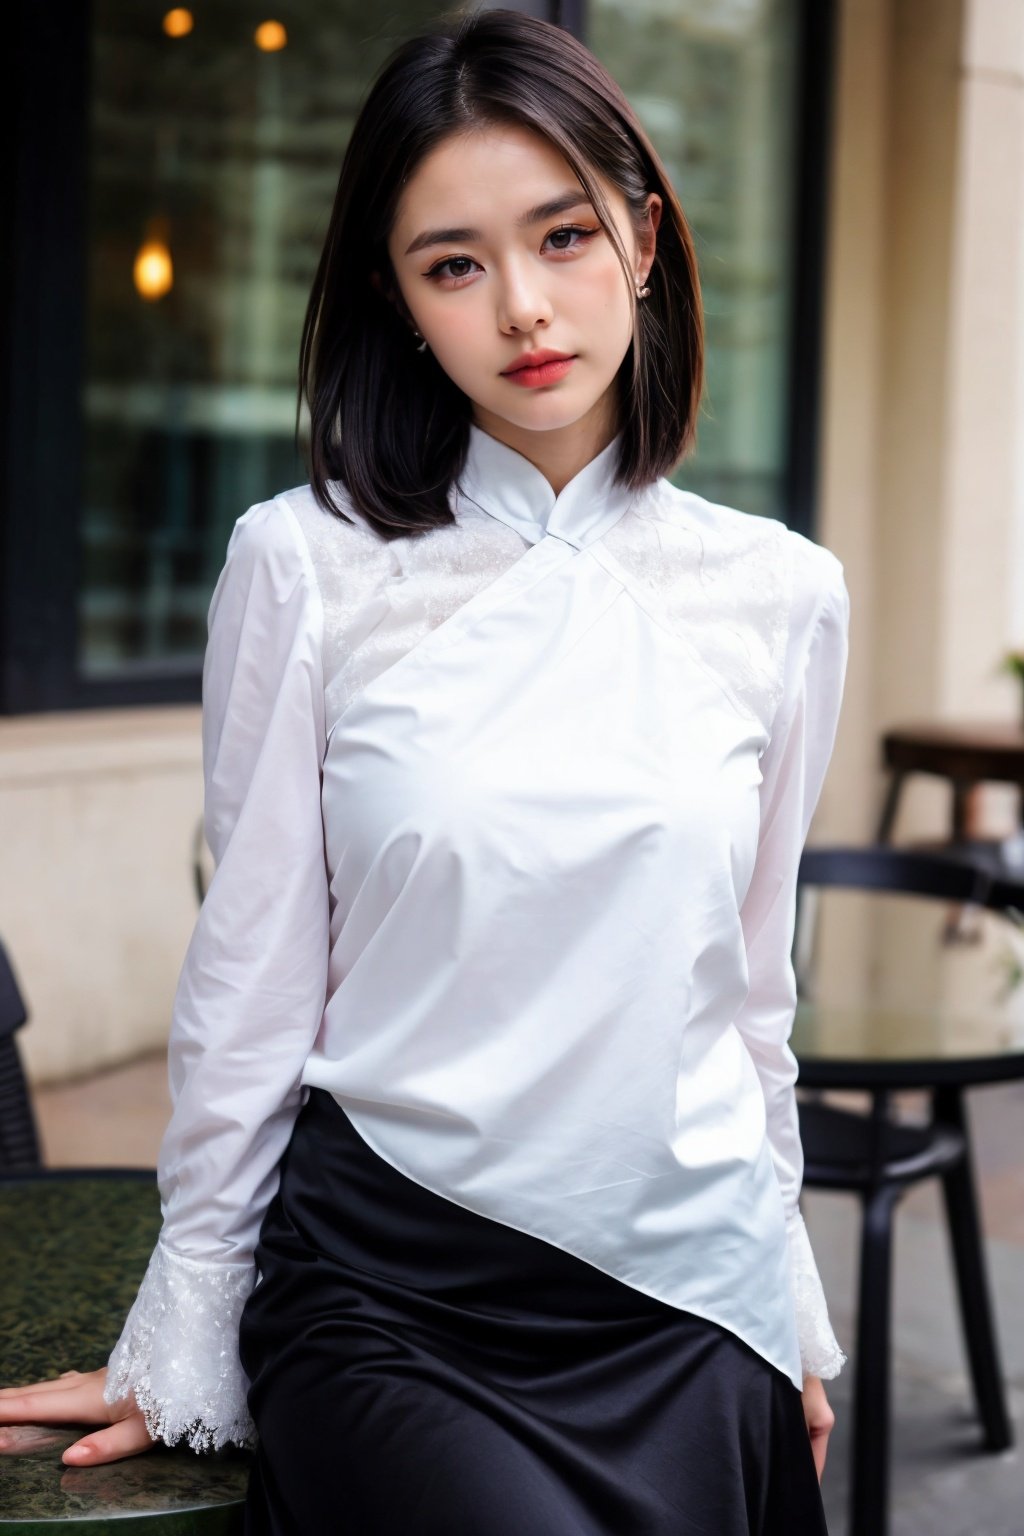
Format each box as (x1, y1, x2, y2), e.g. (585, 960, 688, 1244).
(103, 497, 330, 1451)
(732, 536, 851, 1382)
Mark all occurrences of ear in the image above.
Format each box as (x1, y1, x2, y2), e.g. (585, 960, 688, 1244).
(639, 194, 662, 271)
(631, 195, 662, 290)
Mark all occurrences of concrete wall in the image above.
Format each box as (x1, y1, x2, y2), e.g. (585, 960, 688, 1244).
(0, 708, 203, 1084)
(815, 0, 1024, 1033)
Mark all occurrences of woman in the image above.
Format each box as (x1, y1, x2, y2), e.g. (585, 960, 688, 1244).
(0, 9, 849, 1532)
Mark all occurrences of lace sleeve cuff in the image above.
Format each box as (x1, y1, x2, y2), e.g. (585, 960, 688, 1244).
(786, 1208, 847, 1381)
(103, 1239, 258, 1452)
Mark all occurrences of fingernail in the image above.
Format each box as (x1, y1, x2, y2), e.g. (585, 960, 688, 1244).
(65, 1446, 93, 1462)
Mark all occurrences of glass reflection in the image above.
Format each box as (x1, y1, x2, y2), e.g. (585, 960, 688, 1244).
(588, 0, 800, 518)
(81, 1, 444, 675)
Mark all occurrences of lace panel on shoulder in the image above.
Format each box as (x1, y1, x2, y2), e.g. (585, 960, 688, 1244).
(599, 489, 793, 731)
(284, 487, 529, 733)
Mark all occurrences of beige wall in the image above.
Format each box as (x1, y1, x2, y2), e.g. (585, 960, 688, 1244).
(0, 708, 203, 1085)
(816, 0, 1024, 1027)
(943, 0, 1024, 714)
(5, 0, 1024, 1085)
(823, 0, 1024, 778)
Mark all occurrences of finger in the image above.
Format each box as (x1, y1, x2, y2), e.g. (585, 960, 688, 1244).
(63, 1415, 154, 1466)
(0, 1383, 108, 1426)
(0, 1373, 87, 1399)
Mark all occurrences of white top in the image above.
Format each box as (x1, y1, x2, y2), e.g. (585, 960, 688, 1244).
(105, 424, 851, 1453)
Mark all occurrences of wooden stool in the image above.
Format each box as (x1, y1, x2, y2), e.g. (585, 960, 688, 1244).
(876, 721, 1024, 843)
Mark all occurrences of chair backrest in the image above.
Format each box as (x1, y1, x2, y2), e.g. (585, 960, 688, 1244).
(0, 938, 42, 1171)
(792, 844, 1024, 1003)
(0, 937, 29, 1042)
(797, 845, 1009, 911)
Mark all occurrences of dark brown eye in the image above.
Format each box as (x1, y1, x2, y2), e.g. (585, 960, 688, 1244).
(545, 225, 599, 254)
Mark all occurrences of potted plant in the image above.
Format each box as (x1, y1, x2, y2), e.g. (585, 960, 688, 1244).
(999, 649, 1024, 730)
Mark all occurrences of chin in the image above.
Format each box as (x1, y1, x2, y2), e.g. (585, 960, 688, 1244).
(500, 409, 590, 438)
(489, 389, 609, 431)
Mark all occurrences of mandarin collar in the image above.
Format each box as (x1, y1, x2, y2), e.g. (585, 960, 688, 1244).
(455, 423, 636, 551)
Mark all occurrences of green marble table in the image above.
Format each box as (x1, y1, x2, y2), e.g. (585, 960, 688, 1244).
(0, 1172, 249, 1532)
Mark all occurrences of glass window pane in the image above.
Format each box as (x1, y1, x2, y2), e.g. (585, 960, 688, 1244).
(80, 1, 805, 679)
(81, 2, 443, 678)
(587, 0, 801, 519)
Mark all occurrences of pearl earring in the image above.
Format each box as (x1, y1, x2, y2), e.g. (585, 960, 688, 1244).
(635, 281, 651, 299)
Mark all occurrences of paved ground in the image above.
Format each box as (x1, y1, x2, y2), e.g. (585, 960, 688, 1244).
(805, 1080, 1024, 1535)
(33, 1063, 1024, 1536)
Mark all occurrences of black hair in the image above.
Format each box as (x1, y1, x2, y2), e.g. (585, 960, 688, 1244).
(298, 6, 705, 539)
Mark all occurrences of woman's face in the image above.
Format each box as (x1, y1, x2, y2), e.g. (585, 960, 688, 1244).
(383, 123, 660, 447)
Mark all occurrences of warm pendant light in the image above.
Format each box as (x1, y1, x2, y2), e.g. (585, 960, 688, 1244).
(254, 20, 287, 52)
(133, 215, 174, 301)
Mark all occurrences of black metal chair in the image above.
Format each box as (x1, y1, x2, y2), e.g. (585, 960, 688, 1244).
(794, 845, 1018, 1536)
(0, 936, 43, 1171)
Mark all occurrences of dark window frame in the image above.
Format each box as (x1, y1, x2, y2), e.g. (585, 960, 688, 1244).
(1, 0, 835, 716)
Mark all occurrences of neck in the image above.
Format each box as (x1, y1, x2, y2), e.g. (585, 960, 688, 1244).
(471, 396, 620, 496)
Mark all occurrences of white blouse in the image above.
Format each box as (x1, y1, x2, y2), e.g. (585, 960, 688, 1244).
(105, 423, 851, 1453)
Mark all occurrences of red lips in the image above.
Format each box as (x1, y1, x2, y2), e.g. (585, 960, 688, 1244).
(501, 349, 575, 375)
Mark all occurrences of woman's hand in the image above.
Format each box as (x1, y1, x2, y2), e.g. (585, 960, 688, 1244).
(0, 1367, 155, 1465)
(800, 1373, 835, 1482)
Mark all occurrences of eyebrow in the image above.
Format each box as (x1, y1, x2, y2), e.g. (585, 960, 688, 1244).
(403, 190, 596, 257)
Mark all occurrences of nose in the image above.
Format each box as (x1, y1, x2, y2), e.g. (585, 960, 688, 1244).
(495, 256, 554, 334)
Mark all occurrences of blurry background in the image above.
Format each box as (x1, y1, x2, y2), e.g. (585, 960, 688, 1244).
(3, 0, 1024, 1122)
(4, 0, 1024, 1096)
(3, 3, 1024, 1529)
(3, 0, 846, 1082)
(37, 0, 818, 691)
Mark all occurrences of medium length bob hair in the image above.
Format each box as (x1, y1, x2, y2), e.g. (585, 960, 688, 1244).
(298, 6, 705, 540)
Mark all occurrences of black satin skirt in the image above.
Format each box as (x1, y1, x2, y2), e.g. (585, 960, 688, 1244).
(238, 1088, 829, 1535)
